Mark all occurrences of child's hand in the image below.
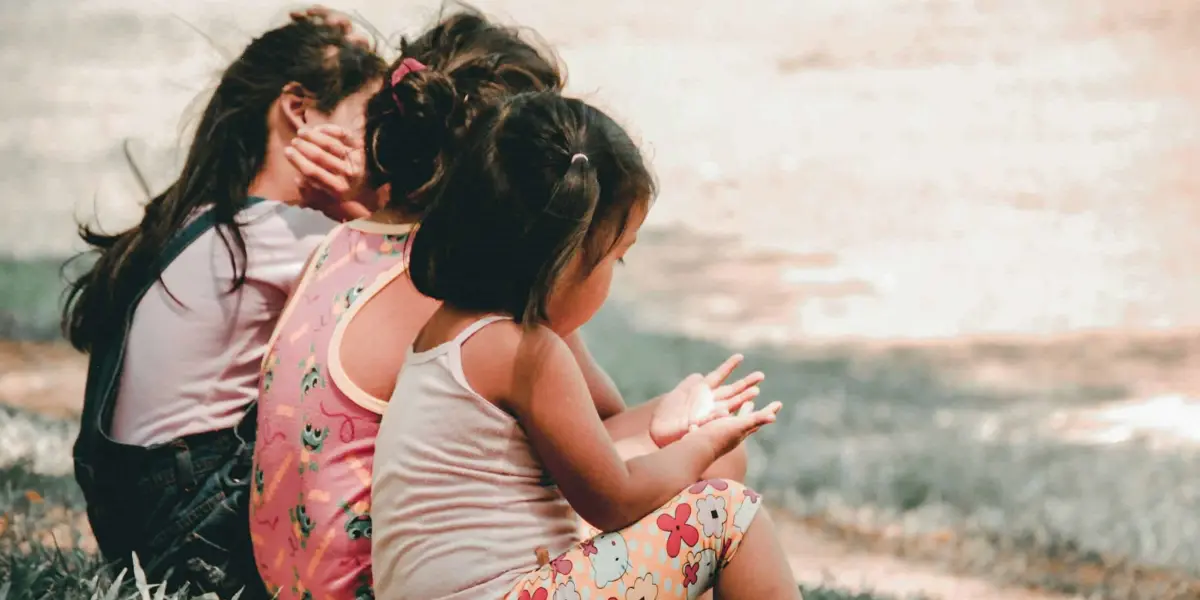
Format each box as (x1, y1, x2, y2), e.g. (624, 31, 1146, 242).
(289, 6, 373, 49)
(286, 124, 374, 221)
(693, 400, 782, 459)
(648, 354, 764, 448)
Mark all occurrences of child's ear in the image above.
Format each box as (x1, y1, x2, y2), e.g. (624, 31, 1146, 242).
(279, 82, 311, 133)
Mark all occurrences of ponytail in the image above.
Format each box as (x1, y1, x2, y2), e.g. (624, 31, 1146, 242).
(407, 93, 655, 329)
(520, 152, 599, 324)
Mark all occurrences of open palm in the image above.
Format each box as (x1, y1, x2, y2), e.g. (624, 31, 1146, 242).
(648, 354, 764, 448)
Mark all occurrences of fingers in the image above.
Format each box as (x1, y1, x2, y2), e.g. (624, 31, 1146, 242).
(319, 123, 365, 149)
(703, 354, 744, 388)
(288, 127, 361, 195)
(749, 402, 781, 436)
(290, 6, 340, 27)
(713, 370, 764, 401)
(344, 31, 373, 50)
(286, 145, 351, 198)
(293, 138, 354, 179)
(694, 404, 731, 427)
(291, 6, 349, 30)
(290, 7, 372, 49)
(732, 401, 780, 432)
(301, 125, 360, 158)
(696, 400, 781, 455)
(717, 385, 760, 415)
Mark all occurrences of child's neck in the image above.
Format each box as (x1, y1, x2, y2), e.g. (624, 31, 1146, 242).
(367, 206, 420, 226)
(248, 143, 302, 204)
(436, 304, 503, 323)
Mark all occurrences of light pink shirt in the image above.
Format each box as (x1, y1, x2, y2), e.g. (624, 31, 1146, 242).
(111, 200, 334, 447)
(372, 316, 580, 600)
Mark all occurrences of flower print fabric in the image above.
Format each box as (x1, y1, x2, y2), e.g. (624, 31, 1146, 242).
(505, 480, 762, 600)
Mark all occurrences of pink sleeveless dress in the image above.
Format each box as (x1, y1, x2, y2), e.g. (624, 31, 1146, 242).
(249, 219, 413, 600)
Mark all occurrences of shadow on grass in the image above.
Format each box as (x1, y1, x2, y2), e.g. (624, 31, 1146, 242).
(582, 305, 1200, 580)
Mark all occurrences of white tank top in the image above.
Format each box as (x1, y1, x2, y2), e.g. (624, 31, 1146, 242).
(372, 316, 579, 600)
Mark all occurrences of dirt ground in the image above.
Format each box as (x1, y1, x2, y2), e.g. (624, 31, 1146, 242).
(776, 514, 1077, 600)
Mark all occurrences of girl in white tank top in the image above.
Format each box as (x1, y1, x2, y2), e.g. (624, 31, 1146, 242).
(372, 93, 802, 600)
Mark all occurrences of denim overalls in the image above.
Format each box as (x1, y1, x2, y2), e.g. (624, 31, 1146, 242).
(72, 197, 269, 599)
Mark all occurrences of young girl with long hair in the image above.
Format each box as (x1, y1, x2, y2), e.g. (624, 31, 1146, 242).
(61, 10, 386, 597)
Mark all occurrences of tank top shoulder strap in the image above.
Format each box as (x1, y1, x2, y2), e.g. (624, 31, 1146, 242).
(439, 315, 516, 415)
(451, 315, 513, 347)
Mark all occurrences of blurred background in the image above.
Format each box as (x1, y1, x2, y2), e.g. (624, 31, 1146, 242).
(2, 1, 1199, 598)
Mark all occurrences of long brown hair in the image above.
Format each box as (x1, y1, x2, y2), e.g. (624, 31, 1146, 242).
(62, 18, 387, 352)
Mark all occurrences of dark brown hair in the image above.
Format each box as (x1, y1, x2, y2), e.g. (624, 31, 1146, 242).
(60, 18, 387, 353)
(408, 92, 656, 326)
(362, 7, 564, 214)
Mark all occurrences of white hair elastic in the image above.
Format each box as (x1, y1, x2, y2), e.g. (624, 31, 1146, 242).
(570, 153, 589, 165)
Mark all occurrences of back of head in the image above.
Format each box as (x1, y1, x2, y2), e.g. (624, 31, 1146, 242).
(62, 16, 387, 352)
(408, 91, 657, 326)
(363, 8, 564, 214)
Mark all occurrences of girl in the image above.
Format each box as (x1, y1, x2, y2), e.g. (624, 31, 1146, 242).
(248, 10, 567, 600)
(61, 11, 386, 598)
(252, 8, 761, 599)
(371, 92, 801, 599)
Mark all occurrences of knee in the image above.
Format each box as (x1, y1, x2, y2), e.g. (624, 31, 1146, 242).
(685, 479, 762, 538)
(702, 444, 748, 482)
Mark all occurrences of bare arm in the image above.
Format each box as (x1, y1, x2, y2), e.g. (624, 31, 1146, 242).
(562, 330, 629, 420)
(508, 328, 716, 531)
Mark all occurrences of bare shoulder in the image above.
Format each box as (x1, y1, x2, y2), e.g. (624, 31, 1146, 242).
(458, 318, 525, 403)
(460, 321, 576, 408)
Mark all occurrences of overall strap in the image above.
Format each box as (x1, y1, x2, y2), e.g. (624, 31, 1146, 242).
(79, 197, 269, 436)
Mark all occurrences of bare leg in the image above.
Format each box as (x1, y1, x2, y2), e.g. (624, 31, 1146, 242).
(716, 507, 802, 599)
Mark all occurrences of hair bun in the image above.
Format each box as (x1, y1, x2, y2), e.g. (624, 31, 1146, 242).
(389, 67, 458, 125)
(367, 66, 461, 201)
(362, 10, 563, 216)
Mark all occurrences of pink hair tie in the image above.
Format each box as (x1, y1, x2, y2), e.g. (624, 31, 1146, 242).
(390, 57, 427, 114)
(390, 57, 427, 86)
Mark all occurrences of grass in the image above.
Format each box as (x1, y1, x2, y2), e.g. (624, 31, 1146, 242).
(0, 256, 87, 342)
(0, 461, 910, 600)
(582, 305, 1200, 598)
(6, 261, 1200, 597)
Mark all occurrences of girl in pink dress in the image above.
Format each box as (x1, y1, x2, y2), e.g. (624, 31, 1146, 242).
(249, 11, 565, 599)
